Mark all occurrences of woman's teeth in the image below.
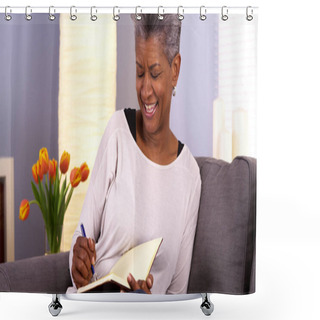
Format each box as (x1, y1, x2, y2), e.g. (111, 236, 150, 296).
(145, 103, 157, 114)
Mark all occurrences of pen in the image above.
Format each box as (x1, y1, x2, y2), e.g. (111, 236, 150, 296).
(80, 223, 95, 276)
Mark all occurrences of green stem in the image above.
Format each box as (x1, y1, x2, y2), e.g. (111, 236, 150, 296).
(38, 177, 48, 222)
(29, 200, 40, 206)
(45, 174, 53, 231)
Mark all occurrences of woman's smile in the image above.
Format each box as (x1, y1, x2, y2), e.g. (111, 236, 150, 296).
(144, 102, 158, 119)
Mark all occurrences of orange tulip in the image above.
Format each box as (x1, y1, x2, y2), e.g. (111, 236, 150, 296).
(19, 199, 30, 221)
(60, 151, 70, 174)
(49, 158, 57, 183)
(70, 167, 81, 188)
(32, 160, 43, 183)
(80, 162, 90, 182)
(39, 147, 49, 175)
(32, 163, 38, 184)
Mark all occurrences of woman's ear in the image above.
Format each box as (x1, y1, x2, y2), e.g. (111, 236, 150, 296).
(171, 53, 181, 87)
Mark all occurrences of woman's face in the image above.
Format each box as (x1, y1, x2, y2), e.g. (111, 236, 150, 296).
(135, 36, 180, 136)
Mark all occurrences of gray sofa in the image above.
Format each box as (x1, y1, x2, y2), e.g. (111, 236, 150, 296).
(0, 156, 256, 295)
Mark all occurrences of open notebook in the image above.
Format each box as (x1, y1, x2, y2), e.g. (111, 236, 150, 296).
(78, 237, 163, 293)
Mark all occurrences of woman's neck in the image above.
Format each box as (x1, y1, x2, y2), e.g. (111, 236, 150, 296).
(136, 110, 178, 165)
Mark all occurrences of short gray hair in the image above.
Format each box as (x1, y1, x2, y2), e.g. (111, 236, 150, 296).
(132, 14, 182, 65)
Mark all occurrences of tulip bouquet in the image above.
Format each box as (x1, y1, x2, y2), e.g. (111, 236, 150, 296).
(19, 148, 90, 254)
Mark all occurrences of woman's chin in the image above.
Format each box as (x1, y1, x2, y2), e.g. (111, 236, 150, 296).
(143, 123, 158, 136)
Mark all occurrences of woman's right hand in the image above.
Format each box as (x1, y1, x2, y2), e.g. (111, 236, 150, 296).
(71, 236, 96, 289)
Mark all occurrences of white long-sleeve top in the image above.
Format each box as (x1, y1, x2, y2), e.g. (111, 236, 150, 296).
(68, 110, 201, 294)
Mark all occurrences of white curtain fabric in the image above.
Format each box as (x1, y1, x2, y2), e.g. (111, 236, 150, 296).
(58, 14, 117, 251)
(213, 15, 258, 162)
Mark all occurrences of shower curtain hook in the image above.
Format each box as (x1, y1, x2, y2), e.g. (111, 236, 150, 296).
(113, 6, 120, 21)
(200, 6, 207, 21)
(25, 6, 32, 21)
(49, 6, 56, 21)
(177, 6, 184, 21)
(158, 6, 164, 20)
(5, 6, 12, 21)
(221, 6, 228, 21)
(90, 6, 98, 21)
(70, 6, 77, 21)
(135, 6, 142, 21)
(246, 6, 254, 21)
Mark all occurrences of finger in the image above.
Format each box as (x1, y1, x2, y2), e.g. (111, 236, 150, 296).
(88, 238, 95, 253)
(73, 244, 91, 277)
(88, 238, 96, 265)
(77, 237, 93, 257)
(146, 274, 154, 289)
(73, 254, 91, 282)
(72, 267, 90, 289)
(73, 269, 89, 288)
(140, 280, 151, 294)
(73, 240, 94, 281)
(127, 273, 139, 291)
(76, 237, 95, 270)
(78, 237, 95, 262)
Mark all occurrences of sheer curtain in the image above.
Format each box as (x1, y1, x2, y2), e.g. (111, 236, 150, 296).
(213, 14, 258, 162)
(58, 14, 117, 251)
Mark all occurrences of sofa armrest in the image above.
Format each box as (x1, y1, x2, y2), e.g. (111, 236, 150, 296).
(188, 156, 256, 295)
(0, 251, 72, 293)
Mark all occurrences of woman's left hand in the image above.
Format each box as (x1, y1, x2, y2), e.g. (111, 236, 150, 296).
(127, 273, 153, 294)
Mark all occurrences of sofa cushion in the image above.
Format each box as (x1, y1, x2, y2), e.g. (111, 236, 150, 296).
(188, 156, 256, 294)
(0, 251, 71, 293)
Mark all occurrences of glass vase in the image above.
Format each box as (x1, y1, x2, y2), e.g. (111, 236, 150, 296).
(45, 223, 63, 255)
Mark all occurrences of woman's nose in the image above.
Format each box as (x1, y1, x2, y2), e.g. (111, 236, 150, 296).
(141, 74, 153, 100)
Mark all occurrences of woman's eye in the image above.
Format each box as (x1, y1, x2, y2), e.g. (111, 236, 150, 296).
(137, 72, 160, 79)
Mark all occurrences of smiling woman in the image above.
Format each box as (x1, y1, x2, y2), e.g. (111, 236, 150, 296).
(68, 14, 201, 295)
